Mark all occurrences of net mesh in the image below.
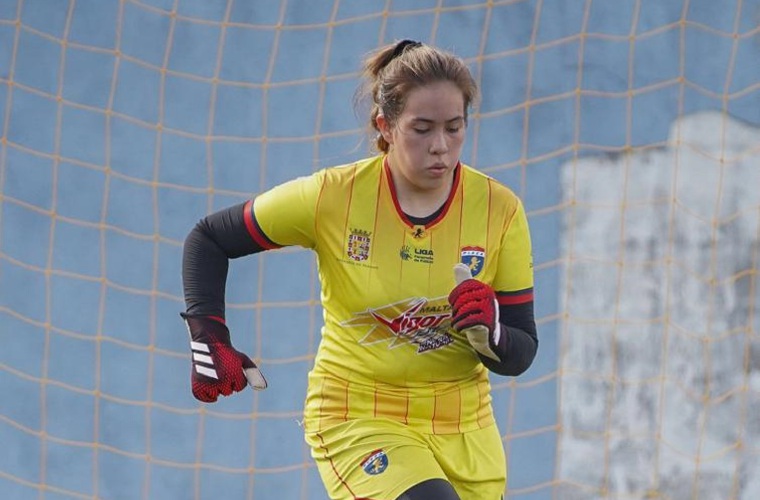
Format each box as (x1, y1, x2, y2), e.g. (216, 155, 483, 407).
(1, 0, 759, 499)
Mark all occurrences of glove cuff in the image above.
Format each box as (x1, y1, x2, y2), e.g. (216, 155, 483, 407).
(181, 313, 232, 344)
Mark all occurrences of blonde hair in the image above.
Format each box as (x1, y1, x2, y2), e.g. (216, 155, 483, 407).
(356, 40, 479, 153)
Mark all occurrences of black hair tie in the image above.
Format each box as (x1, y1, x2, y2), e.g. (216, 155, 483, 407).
(391, 39, 422, 59)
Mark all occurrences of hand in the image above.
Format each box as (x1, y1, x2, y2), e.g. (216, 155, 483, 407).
(181, 314, 267, 402)
(448, 264, 501, 361)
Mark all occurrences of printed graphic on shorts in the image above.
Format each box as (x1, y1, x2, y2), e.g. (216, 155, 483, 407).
(361, 449, 389, 475)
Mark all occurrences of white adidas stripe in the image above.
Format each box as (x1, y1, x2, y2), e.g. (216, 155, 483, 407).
(191, 342, 218, 379)
(190, 341, 210, 353)
(193, 352, 213, 364)
(195, 365, 218, 379)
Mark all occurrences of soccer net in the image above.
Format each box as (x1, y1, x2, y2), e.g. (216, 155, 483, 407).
(1, 1, 759, 499)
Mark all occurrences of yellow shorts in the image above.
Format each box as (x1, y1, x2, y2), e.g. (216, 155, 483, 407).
(305, 418, 506, 500)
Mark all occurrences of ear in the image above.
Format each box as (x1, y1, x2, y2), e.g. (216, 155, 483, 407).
(376, 114, 394, 146)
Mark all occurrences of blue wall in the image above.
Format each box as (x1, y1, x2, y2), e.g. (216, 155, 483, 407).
(1, 0, 758, 498)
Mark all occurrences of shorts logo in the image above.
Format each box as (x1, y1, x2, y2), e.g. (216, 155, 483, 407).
(460, 246, 485, 277)
(347, 228, 371, 261)
(361, 449, 389, 475)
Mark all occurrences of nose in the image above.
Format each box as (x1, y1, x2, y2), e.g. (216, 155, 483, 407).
(429, 130, 449, 155)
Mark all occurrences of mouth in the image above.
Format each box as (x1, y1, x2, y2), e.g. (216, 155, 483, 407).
(428, 163, 448, 174)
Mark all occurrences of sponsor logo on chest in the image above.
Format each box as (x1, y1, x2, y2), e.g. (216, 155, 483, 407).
(344, 298, 455, 354)
(399, 244, 434, 264)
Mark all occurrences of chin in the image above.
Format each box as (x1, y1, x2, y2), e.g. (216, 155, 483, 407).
(420, 175, 450, 191)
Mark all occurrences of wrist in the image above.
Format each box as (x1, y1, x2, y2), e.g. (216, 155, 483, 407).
(182, 313, 232, 344)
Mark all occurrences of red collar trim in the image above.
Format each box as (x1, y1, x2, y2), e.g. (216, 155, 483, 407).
(383, 156, 461, 228)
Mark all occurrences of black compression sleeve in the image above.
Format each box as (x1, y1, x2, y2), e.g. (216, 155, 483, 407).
(182, 202, 266, 317)
(477, 301, 538, 376)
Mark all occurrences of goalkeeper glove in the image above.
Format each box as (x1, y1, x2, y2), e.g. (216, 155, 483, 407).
(181, 314, 267, 402)
(448, 264, 501, 361)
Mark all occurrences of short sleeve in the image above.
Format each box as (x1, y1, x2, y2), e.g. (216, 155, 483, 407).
(492, 198, 534, 303)
(251, 170, 324, 249)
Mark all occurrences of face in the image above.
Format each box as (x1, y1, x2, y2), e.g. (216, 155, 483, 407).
(377, 80, 466, 194)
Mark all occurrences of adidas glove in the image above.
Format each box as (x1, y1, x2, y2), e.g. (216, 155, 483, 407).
(181, 314, 267, 402)
(448, 264, 501, 361)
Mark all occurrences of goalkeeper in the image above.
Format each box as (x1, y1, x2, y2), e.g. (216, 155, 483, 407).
(181, 39, 538, 500)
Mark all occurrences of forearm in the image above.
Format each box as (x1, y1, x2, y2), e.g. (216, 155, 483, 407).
(478, 301, 538, 376)
(182, 202, 265, 317)
(182, 225, 230, 317)
(478, 325, 538, 376)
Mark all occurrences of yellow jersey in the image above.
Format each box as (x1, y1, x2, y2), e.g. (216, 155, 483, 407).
(250, 155, 533, 435)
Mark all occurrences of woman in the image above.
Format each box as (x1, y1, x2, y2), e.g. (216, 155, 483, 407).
(181, 39, 538, 500)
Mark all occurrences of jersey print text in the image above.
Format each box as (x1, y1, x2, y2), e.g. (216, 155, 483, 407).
(341, 297, 454, 354)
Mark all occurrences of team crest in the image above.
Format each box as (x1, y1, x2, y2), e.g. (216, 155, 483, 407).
(460, 246, 485, 276)
(347, 228, 371, 261)
(361, 449, 389, 475)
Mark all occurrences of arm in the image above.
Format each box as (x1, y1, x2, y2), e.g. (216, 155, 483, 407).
(449, 192, 537, 376)
(181, 173, 322, 401)
(181, 201, 272, 401)
(183, 200, 271, 317)
(476, 301, 538, 376)
(448, 265, 538, 377)
(184, 168, 320, 316)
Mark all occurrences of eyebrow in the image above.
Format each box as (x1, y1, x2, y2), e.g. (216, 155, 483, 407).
(410, 116, 465, 124)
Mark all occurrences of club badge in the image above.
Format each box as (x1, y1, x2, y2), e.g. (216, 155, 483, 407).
(347, 228, 371, 261)
(361, 449, 389, 475)
(460, 246, 485, 277)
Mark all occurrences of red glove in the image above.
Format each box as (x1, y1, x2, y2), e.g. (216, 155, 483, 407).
(181, 314, 267, 402)
(448, 264, 501, 361)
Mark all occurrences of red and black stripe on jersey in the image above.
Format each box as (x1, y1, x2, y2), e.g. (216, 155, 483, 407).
(243, 199, 282, 251)
(496, 288, 534, 305)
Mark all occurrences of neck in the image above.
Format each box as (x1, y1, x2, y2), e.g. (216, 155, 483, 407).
(397, 186, 450, 218)
(387, 161, 455, 218)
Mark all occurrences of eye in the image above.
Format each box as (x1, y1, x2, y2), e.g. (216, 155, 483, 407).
(446, 126, 461, 133)
(413, 128, 430, 134)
